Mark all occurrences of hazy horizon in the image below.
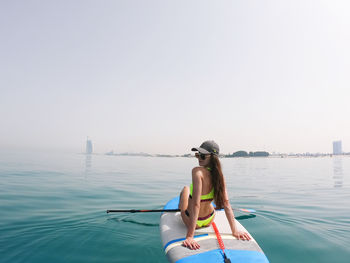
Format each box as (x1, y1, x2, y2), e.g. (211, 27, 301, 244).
(1, 1, 349, 155)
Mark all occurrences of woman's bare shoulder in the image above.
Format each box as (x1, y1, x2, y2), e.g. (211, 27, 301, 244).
(192, 166, 206, 176)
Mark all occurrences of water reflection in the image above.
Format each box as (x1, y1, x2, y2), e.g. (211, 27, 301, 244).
(85, 154, 92, 174)
(332, 157, 343, 188)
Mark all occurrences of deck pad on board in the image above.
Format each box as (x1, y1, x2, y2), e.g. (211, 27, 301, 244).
(160, 196, 269, 263)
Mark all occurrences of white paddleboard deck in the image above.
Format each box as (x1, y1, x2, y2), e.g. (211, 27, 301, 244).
(160, 196, 269, 263)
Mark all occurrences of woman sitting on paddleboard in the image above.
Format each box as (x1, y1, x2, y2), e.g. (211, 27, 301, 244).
(179, 140, 251, 250)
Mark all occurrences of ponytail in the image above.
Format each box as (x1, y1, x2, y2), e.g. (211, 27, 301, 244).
(209, 155, 225, 209)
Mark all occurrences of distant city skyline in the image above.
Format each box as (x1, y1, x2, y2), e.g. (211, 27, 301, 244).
(1, 1, 350, 154)
(333, 140, 342, 155)
(86, 137, 347, 156)
(86, 138, 93, 154)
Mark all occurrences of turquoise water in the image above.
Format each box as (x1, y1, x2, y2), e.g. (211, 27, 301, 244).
(1, 151, 349, 263)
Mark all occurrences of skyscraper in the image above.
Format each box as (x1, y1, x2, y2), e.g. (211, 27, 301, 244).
(86, 137, 93, 154)
(333, 140, 342, 155)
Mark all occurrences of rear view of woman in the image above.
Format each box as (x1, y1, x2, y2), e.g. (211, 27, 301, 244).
(178, 140, 251, 250)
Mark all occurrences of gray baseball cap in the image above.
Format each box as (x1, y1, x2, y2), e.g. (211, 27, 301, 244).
(191, 140, 220, 155)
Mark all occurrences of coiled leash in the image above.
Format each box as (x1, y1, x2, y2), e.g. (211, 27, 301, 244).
(212, 221, 231, 263)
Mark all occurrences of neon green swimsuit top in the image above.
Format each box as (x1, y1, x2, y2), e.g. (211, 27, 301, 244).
(189, 183, 214, 202)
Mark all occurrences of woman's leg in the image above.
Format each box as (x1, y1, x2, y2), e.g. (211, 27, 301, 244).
(178, 186, 191, 227)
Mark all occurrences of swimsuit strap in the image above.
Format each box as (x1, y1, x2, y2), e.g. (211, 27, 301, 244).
(189, 183, 214, 201)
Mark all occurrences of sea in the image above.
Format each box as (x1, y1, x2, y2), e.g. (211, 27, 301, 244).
(0, 150, 349, 263)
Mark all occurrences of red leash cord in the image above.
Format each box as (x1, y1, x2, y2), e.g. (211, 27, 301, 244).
(212, 221, 231, 263)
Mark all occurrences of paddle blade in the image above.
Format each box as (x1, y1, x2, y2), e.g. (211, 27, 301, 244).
(239, 208, 256, 213)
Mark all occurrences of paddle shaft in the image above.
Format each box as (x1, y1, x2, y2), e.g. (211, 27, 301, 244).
(107, 209, 180, 213)
(106, 208, 255, 213)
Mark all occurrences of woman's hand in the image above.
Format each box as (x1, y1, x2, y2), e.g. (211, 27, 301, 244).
(182, 237, 200, 250)
(233, 230, 251, 241)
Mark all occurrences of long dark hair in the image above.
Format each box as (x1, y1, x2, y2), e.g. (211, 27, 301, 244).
(208, 154, 225, 209)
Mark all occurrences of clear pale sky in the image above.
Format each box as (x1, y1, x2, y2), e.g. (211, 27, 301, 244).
(1, 0, 349, 154)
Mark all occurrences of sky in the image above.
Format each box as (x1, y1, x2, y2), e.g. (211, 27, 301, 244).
(1, 0, 350, 155)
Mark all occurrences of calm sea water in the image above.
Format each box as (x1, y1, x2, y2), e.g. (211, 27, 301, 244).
(0, 151, 349, 263)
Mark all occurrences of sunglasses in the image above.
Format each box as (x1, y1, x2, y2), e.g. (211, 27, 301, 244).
(195, 152, 208, 160)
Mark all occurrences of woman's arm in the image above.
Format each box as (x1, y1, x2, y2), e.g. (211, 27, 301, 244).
(182, 168, 202, 250)
(223, 186, 238, 234)
(223, 183, 251, 241)
(186, 168, 202, 238)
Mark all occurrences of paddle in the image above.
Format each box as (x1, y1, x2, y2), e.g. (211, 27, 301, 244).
(106, 208, 256, 213)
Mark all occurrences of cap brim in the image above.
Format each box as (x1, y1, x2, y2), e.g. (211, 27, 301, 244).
(191, 147, 210, 154)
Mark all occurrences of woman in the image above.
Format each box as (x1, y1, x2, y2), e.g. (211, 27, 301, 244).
(178, 140, 251, 250)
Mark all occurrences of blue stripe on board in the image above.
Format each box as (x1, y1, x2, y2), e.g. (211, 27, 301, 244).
(164, 234, 209, 251)
(176, 249, 270, 263)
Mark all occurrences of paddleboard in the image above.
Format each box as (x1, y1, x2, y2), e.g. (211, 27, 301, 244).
(160, 196, 269, 263)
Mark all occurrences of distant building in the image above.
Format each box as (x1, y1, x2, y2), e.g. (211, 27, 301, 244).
(86, 137, 93, 154)
(333, 140, 342, 155)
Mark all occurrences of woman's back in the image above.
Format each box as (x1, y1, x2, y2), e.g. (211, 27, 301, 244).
(189, 167, 215, 218)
